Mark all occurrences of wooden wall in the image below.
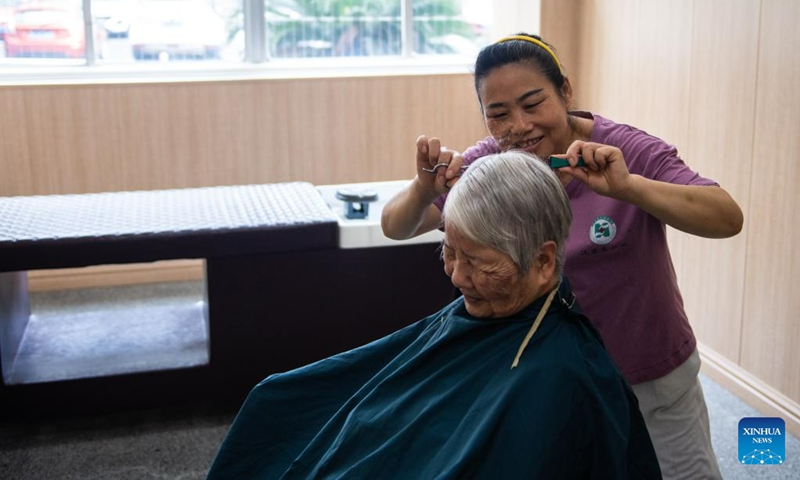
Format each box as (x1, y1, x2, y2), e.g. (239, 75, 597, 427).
(542, 0, 800, 434)
(0, 74, 486, 196)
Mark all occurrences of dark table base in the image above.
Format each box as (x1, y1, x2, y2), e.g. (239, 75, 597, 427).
(0, 243, 454, 418)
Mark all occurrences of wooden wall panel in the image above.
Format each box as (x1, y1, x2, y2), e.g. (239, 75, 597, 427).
(0, 89, 33, 197)
(27, 260, 204, 292)
(572, 0, 642, 123)
(680, 0, 759, 362)
(540, 0, 582, 83)
(572, 0, 693, 144)
(563, 0, 694, 142)
(247, 81, 293, 183)
(23, 88, 94, 194)
(742, 0, 800, 402)
(0, 73, 486, 197)
(628, 0, 693, 148)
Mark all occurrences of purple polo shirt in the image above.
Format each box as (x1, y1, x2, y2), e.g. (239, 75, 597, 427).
(435, 112, 717, 385)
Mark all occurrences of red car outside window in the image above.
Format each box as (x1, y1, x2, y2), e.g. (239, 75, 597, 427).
(4, 3, 89, 59)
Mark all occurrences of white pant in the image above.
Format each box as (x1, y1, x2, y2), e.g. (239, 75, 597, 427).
(631, 349, 722, 480)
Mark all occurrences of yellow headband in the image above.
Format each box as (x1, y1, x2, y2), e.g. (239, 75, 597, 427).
(495, 35, 563, 75)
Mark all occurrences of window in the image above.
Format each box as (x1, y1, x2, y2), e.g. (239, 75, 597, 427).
(0, 0, 492, 68)
(261, 0, 488, 60)
(1, 0, 91, 62)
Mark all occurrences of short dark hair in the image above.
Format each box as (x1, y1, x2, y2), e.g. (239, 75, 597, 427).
(473, 33, 566, 110)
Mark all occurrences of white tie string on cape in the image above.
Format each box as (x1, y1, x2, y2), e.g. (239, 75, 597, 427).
(511, 286, 559, 369)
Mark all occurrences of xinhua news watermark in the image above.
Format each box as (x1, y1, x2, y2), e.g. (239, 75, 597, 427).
(738, 417, 785, 465)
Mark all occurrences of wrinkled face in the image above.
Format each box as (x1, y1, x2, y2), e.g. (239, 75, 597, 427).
(479, 63, 573, 159)
(442, 224, 543, 318)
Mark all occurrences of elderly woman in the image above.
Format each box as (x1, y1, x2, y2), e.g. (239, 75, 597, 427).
(207, 151, 661, 479)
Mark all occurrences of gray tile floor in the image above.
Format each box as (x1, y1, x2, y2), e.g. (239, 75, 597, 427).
(0, 282, 797, 479)
(0, 402, 233, 480)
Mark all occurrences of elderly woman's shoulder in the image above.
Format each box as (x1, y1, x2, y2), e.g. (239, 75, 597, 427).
(513, 312, 627, 392)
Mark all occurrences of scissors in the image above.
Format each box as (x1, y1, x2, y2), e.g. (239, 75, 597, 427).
(421, 163, 450, 173)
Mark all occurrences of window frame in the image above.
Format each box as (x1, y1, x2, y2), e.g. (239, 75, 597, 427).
(0, 0, 540, 86)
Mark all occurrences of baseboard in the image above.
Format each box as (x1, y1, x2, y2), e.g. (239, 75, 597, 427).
(27, 260, 205, 292)
(699, 342, 800, 438)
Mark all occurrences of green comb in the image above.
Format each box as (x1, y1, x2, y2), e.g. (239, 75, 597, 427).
(548, 156, 586, 169)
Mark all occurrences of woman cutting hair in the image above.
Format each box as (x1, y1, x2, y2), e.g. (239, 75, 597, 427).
(382, 33, 743, 479)
(208, 151, 660, 479)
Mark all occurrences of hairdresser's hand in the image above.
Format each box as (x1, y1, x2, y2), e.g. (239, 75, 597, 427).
(557, 141, 633, 200)
(415, 135, 463, 198)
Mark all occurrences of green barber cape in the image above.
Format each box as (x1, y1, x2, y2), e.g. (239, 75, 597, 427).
(208, 281, 661, 479)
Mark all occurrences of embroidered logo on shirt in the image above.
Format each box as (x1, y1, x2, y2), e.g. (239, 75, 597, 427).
(590, 216, 616, 245)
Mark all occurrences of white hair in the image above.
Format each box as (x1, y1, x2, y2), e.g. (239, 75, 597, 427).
(443, 151, 572, 274)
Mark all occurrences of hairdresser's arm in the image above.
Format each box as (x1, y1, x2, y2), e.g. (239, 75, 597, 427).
(381, 184, 443, 239)
(621, 178, 742, 238)
(561, 142, 744, 238)
(381, 136, 462, 240)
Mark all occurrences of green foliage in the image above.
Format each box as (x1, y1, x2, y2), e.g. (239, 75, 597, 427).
(261, 0, 478, 58)
(221, 0, 480, 58)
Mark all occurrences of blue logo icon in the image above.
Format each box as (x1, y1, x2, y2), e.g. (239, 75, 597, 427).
(738, 417, 785, 465)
